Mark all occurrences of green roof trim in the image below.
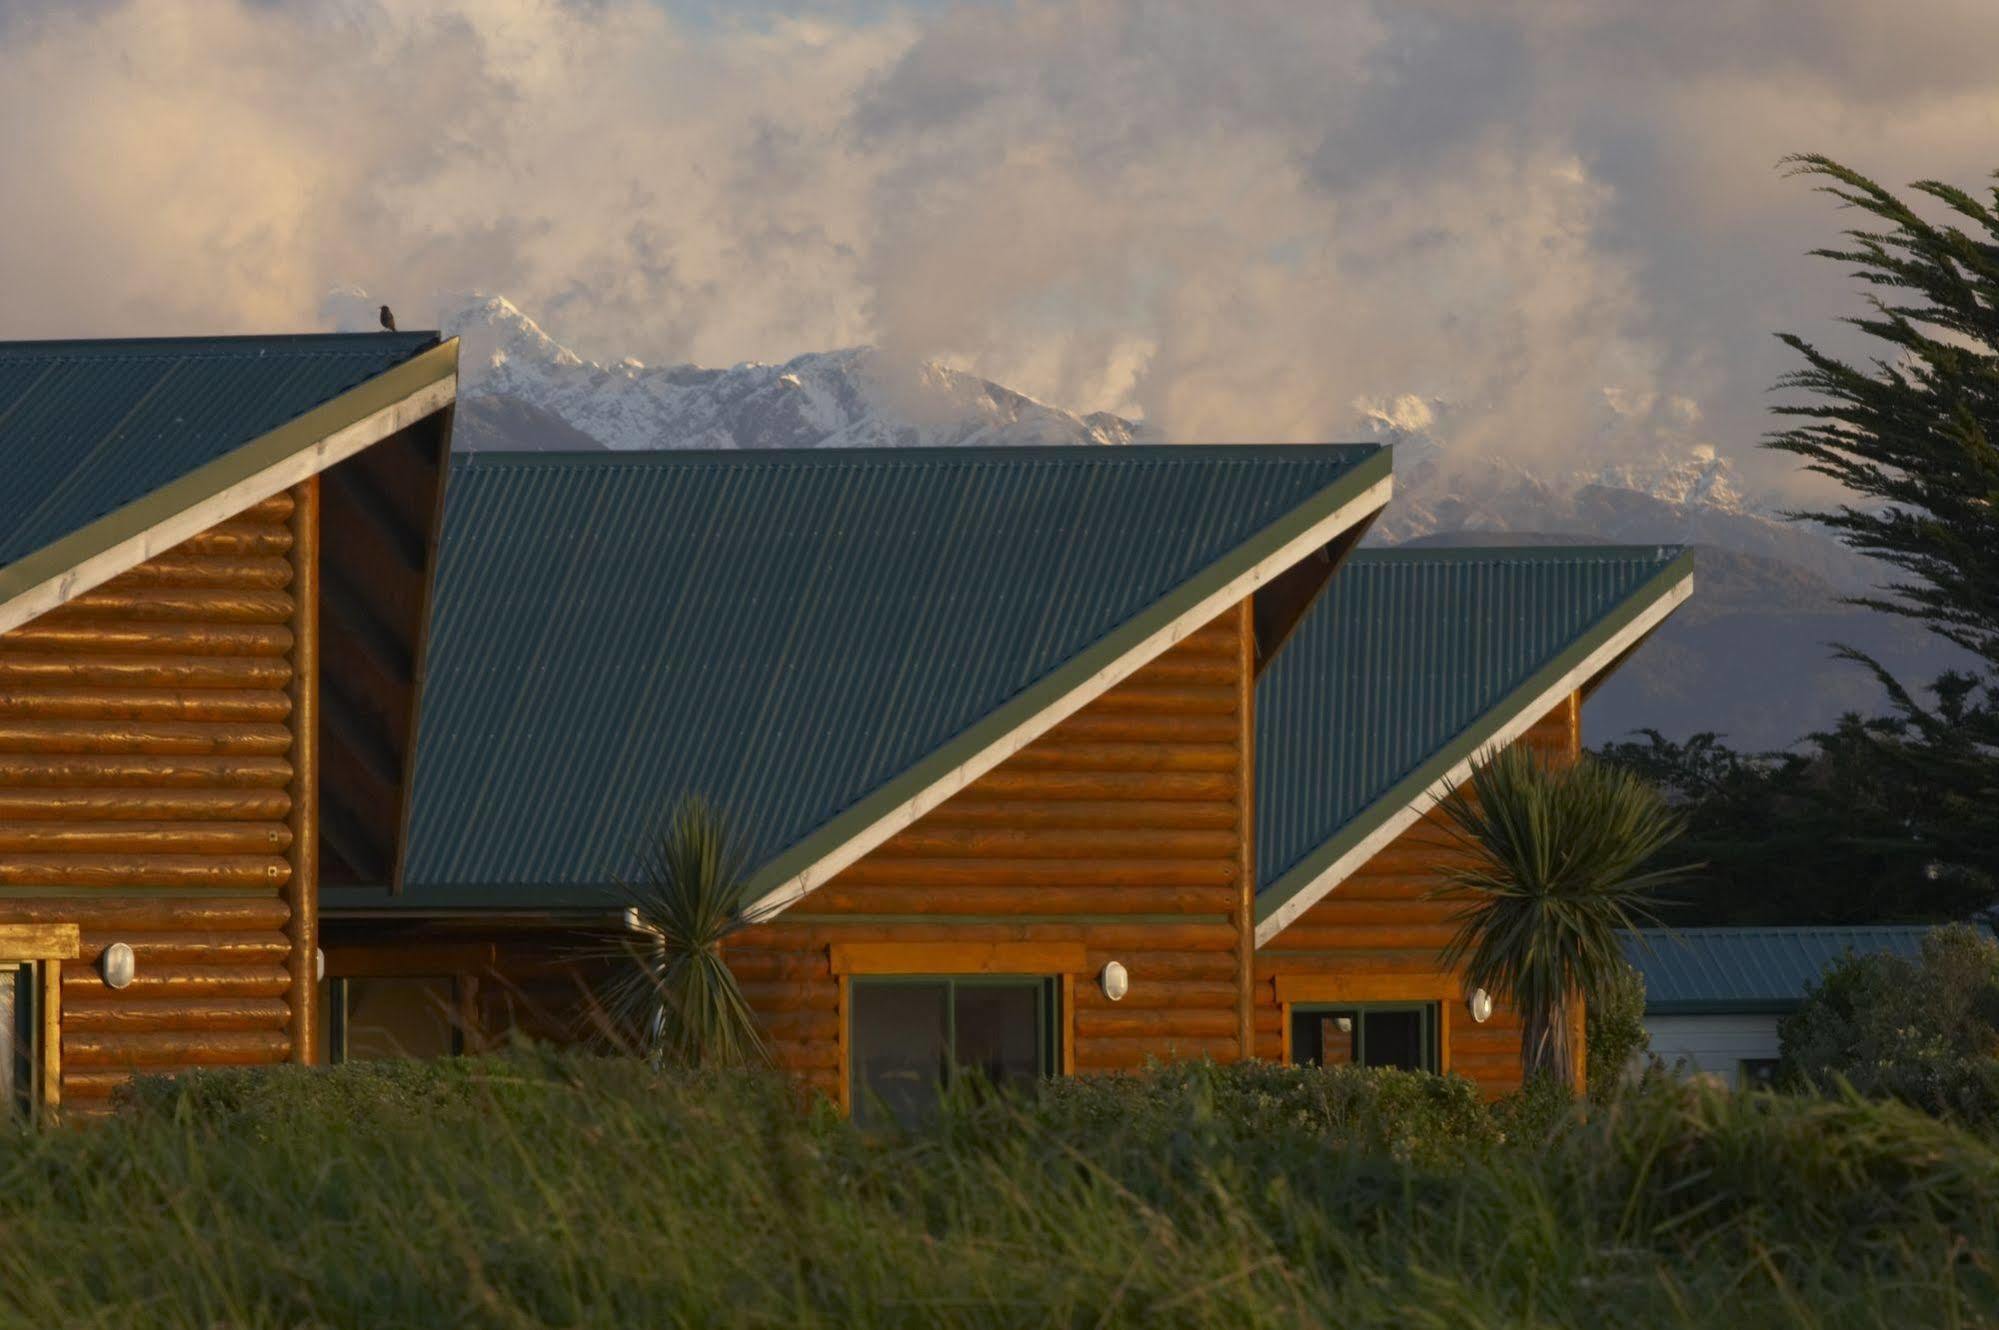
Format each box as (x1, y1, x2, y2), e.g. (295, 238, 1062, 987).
(1622, 925, 1953, 1016)
(0, 334, 456, 635)
(377, 444, 1390, 913)
(1253, 545, 1694, 943)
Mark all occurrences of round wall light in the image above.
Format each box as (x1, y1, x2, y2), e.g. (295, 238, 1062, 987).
(315, 947, 327, 983)
(101, 941, 136, 991)
(1100, 960, 1130, 1001)
(1467, 988, 1494, 1024)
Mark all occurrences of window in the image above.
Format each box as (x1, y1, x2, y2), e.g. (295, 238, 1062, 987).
(0, 963, 35, 1121)
(849, 976, 1059, 1124)
(1738, 1058, 1780, 1091)
(326, 976, 464, 1063)
(1290, 1003, 1439, 1072)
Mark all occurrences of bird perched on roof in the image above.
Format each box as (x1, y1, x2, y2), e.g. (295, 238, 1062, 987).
(379, 305, 397, 332)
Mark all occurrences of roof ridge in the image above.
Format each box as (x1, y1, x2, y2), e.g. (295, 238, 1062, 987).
(451, 443, 1385, 469)
(1351, 544, 1685, 564)
(0, 332, 442, 354)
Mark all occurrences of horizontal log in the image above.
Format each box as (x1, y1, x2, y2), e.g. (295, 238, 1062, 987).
(0, 623, 292, 658)
(213, 492, 294, 525)
(759, 1009, 837, 1042)
(1121, 656, 1237, 686)
(172, 523, 294, 558)
(873, 827, 1237, 861)
(738, 980, 839, 1011)
(0, 854, 288, 889)
(54, 1068, 137, 1102)
(921, 799, 1238, 830)
(1268, 902, 1465, 930)
(100, 555, 292, 591)
(1072, 1035, 1239, 1069)
(2, 896, 288, 929)
(1044, 712, 1239, 743)
(1007, 742, 1237, 773)
(1255, 948, 1452, 972)
(0, 822, 292, 854)
(1160, 624, 1240, 657)
(62, 964, 290, 999)
(719, 949, 835, 983)
(62, 997, 291, 1033)
(62, 1029, 291, 1069)
(0, 719, 291, 756)
(0, 687, 289, 723)
(46, 590, 294, 625)
(1260, 924, 1458, 951)
(0, 788, 291, 821)
(964, 771, 1238, 802)
(829, 859, 1236, 889)
(76, 930, 291, 965)
(766, 1040, 840, 1073)
(0, 654, 293, 690)
(741, 921, 1240, 952)
(0, 754, 294, 789)
(812, 885, 1236, 916)
(1085, 683, 1238, 715)
(1076, 1008, 1238, 1039)
(1073, 979, 1240, 1010)
(1083, 950, 1239, 981)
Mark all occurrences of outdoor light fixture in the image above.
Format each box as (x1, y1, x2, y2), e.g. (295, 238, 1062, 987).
(1335, 1016, 1353, 1034)
(1099, 960, 1129, 1001)
(1467, 988, 1494, 1024)
(101, 942, 136, 991)
(316, 947, 326, 982)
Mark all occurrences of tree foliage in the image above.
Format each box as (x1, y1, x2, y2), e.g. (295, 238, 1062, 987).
(610, 796, 770, 1069)
(1434, 747, 1692, 1090)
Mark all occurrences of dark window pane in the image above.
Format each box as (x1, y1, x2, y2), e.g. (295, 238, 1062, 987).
(852, 982, 949, 1126)
(1361, 1009, 1425, 1070)
(0, 966, 22, 1119)
(342, 977, 457, 1060)
(954, 984, 1040, 1090)
(1291, 1008, 1359, 1068)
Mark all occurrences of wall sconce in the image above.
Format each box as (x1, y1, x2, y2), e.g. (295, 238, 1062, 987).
(1467, 988, 1494, 1024)
(101, 942, 136, 991)
(316, 948, 326, 983)
(1099, 960, 1129, 1001)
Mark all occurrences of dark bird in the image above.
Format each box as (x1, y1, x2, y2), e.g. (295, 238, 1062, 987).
(379, 305, 397, 332)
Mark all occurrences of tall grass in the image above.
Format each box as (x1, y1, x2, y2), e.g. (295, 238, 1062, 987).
(0, 1055, 1993, 1328)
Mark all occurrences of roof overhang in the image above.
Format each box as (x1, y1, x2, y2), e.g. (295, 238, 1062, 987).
(0, 339, 459, 638)
(1253, 550, 1694, 948)
(740, 449, 1395, 924)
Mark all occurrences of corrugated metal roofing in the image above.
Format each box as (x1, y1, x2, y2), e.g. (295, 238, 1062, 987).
(390, 444, 1385, 907)
(1622, 926, 1949, 1014)
(0, 332, 440, 569)
(1256, 546, 1692, 917)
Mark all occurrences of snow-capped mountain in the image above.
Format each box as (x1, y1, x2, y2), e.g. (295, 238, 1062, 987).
(442, 294, 1142, 452)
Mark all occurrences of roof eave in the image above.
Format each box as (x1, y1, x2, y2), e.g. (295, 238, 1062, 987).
(741, 448, 1397, 923)
(1252, 548, 1696, 948)
(0, 338, 460, 638)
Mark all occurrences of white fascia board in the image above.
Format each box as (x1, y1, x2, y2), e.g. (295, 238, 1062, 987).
(1252, 571, 1693, 949)
(744, 472, 1396, 923)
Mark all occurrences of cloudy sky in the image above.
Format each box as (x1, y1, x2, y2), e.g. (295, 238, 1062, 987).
(3, 0, 1995, 494)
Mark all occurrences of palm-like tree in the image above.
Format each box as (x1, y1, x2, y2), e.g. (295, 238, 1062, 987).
(1434, 746, 1692, 1090)
(610, 796, 770, 1069)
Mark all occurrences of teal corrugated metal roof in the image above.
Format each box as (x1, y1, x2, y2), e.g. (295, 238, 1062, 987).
(0, 332, 440, 570)
(385, 444, 1386, 908)
(1622, 926, 1947, 1014)
(1255, 546, 1692, 927)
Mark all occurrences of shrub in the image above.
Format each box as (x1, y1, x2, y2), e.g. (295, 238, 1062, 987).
(1779, 923, 1999, 1121)
(1584, 958, 1649, 1101)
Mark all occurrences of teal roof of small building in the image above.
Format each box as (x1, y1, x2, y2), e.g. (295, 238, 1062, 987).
(1254, 546, 1694, 937)
(0, 332, 441, 571)
(369, 444, 1388, 911)
(1622, 926, 1947, 1015)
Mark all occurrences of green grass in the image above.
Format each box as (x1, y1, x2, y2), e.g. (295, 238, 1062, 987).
(1, 1054, 1994, 1328)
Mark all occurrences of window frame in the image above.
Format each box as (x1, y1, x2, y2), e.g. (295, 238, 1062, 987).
(324, 974, 469, 1064)
(1288, 1000, 1441, 1073)
(847, 973, 1062, 1119)
(0, 923, 78, 1125)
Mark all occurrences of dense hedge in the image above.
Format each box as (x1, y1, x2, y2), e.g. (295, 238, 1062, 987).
(0, 1054, 1990, 1327)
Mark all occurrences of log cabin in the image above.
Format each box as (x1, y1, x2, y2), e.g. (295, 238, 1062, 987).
(0, 332, 459, 1119)
(320, 445, 1694, 1111)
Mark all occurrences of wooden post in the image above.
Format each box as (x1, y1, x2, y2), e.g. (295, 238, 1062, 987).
(39, 959, 60, 1121)
(1235, 597, 1256, 1062)
(286, 477, 320, 1063)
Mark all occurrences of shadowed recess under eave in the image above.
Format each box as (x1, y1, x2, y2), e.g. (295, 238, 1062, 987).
(392, 444, 1383, 905)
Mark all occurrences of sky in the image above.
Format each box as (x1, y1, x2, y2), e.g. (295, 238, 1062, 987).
(2, 0, 1996, 495)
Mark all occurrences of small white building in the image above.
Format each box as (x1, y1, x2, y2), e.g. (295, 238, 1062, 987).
(1619, 926, 1939, 1088)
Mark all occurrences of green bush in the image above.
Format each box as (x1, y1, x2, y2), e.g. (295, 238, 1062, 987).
(0, 1053, 1990, 1326)
(1584, 958, 1649, 1102)
(1779, 923, 1999, 1122)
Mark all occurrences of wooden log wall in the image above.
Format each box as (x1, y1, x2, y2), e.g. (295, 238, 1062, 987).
(732, 602, 1258, 1104)
(0, 490, 309, 1112)
(1253, 694, 1582, 1098)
